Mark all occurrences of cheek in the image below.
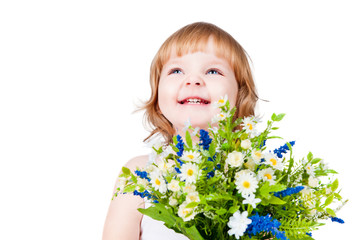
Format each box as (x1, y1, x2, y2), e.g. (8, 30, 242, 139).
(158, 80, 177, 110)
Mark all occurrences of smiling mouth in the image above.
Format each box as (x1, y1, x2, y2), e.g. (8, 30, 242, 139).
(178, 97, 211, 105)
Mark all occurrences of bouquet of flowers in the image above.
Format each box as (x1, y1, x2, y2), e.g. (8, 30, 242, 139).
(113, 96, 347, 240)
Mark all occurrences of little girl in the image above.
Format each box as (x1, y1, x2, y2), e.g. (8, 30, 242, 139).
(103, 21, 259, 240)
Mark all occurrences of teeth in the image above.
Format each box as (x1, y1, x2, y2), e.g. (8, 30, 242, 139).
(187, 98, 201, 103)
(179, 98, 209, 104)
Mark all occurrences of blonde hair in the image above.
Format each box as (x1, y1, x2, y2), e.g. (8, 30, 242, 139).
(136, 22, 259, 144)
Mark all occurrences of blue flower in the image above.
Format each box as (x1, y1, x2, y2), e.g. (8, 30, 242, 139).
(260, 139, 267, 148)
(175, 167, 181, 174)
(133, 190, 154, 200)
(206, 171, 215, 179)
(176, 135, 184, 157)
(274, 186, 304, 198)
(135, 170, 151, 182)
(176, 158, 184, 166)
(199, 129, 212, 150)
(273, 141, 295, 158)
(330, 217, 345, 224)
(246, 213, 288, 240)
(306, 232, 312, 237)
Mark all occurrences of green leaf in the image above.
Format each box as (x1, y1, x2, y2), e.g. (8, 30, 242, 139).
(185, 130, 192, 149)
(307, 152, 313, 161)
(326, 208, 336, 217)
(205, 193, 234, 201)
(131, 174, 138, 184)
(123, 184, 136, 193)
(331, 179, 339, 192)
(268, 196, 286, 205)
(271, 113, 277, 121)
(228, 205, 239, 214)
(215, 208, 227, 215)
(172, 146, 179, 153)
(208, 142, 216, 158)
(324, 194, 334, 207)
(271, 113, 285, 121)
(138, 204, 204, 240)
(311, 158, 322, 165)
(260, 182, 286, 200)
(172, 135, 178, 145)
(122, 167, 131, 176)
(334, 192, 342, 200)
(324, 169, 338, 174)
(185, 201, 199, 209)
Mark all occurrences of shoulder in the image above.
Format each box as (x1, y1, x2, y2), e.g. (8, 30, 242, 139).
(123, 154, 149, 172)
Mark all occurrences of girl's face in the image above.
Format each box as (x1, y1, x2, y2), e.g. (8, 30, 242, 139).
(158, 38, 239, 133)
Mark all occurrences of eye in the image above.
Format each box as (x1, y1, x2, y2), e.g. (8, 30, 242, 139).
(207, 68, 223, 75)
(169, 68, 183, 74)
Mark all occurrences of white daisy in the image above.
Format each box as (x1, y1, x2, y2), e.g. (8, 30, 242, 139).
(242, 193, 261, 208)
(227, 210, 252, 239)
(157, 157, 174, 173)
(226, 151, 244, 168)
(211, 112, 229, 124)
(160, 145, 176, 158)
(168, 179, 181, 192)
(191, 127, 200, 136)
(183, 183, 197, 193)
(242, 117, 256, 133)
(305, 164, 315, 177)
(251, 149, 263, 164)
(240, 139, 252, 150)
(182, 117, 192, 132)
(181, 150, 201, 163)
(257, 168, 276, 185)
(178, 202, 197, 221)
(235, 170, 259, 196)
(116, 177, 128, 192)
(169, 195, 179, 206)
(208, 126, 219, 134)
(308, 176, 319, 187)
(149, 172, 167, 194)
(136, 178, 149, 191)
(212, 94, 228, 108)
(179, 163, 200, 184)
(244, 158, 256, 171)
(264, 152, 284, 170)
(186, 191, 200, 203)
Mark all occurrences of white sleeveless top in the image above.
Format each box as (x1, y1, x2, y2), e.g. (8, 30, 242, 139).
(140, 201, 190, 240)
(140, 154, 189, 240)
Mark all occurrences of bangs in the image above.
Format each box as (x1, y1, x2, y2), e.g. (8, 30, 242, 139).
(158, 32, 236, 70)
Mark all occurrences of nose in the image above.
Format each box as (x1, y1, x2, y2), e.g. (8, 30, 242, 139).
(185, 74, 204, 86)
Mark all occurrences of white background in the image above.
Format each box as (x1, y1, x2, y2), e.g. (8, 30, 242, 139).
(1, 0, 359, 239)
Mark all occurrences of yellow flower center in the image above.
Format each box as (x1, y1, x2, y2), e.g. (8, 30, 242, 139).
(155, 179, 161, 185)
(247, 123, 253, 130)
(218, 99, 224, 104)
(255, 152, 262, 158)
(243, 181, 250, 188)
(270, 158, 277, 166)
(187, 169, 194, 176)
(189, 195, 197, 201)
(187, 154, 194, 160)
(220, 114, 224, 118)
(182, 209, 190, 215)
(264, 173, 272, 180)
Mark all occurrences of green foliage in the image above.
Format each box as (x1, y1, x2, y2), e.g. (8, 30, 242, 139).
(112, 98, 347, 239)
(280, 218, 321, 239)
